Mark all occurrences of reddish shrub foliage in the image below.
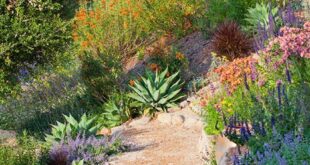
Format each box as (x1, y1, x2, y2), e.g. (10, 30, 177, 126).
(210, 21, 253, 61)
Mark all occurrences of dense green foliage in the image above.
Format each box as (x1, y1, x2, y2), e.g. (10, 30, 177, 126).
(205, 0, 259, 29)
(0, 0, 71, 81)
(244, 3, 280, 33)
(0, 0, 72, 103)
(205, 0, 290, 30)
(0, 132, 47, 165)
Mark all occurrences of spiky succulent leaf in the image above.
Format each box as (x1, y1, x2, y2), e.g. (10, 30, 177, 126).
(45, 113, 100, 145)
(129, 68, 185, 116)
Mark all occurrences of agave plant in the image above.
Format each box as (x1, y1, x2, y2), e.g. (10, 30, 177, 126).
(101, 97, 130, 128)
(45, 121, 70, 145)
(128, 68, 185, 116)
(45, 114, 101, 145)
(98, 92, 142, 128)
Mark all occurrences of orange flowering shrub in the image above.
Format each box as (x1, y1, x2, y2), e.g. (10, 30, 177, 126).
(214, 56, 257, 92)
(73, 0, 206, 57)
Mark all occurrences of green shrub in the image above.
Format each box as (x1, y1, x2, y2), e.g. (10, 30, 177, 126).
(129, 68, 185, 116)
(45, 114, 101, 145)
(205, 0, 261, 30)
(204, 101, 224, 135)
(0, 0, 71, 84)
(0, 132, 47, 165)
(79, 53, 122, 103)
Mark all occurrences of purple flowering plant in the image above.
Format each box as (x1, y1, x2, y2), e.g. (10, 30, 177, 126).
(234, 131, 310, 165)
(48, 133, 124, 165)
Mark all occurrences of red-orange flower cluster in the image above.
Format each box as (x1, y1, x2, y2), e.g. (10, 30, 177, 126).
(214, 56, 257, 92)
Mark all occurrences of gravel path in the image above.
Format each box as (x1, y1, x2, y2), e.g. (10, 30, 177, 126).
(109, 110, 205, 165)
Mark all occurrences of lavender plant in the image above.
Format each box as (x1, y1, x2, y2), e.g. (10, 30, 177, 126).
(48, 134, 123, 165)
(234, 131, 310, 165)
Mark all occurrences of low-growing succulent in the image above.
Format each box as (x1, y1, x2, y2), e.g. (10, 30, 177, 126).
(45, 121, 70, 145)
(99, 93, 141, 128)
(128, 68, 185, 116)
(101, 99, 129, 128)
(45, 114, 101, 145)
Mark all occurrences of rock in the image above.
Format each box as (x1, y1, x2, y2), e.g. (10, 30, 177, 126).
(191, 105, 203, 114)
(187, 96, 197, 102)
(180, 100, 189, 108)
(198, 129, 216, 161)
(171, 115, 185, 125)
(157, 113, 172, 124)
(215, 135, 237, 165)
(128, 116, 151, 127)
(98, 128, 112, 136)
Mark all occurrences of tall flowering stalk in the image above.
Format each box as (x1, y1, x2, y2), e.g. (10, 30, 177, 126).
(276, 80, 282, 111)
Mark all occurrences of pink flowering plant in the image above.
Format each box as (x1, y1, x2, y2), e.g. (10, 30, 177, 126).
(255, 22, 310, 85)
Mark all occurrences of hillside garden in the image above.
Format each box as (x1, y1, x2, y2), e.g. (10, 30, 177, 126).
(0, 0, 309, 164)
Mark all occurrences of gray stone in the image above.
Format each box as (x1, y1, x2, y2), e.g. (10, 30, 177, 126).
(198, 129, 216, 161)
(180, 100, 189, 108)
(191, 105, 203, 114)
